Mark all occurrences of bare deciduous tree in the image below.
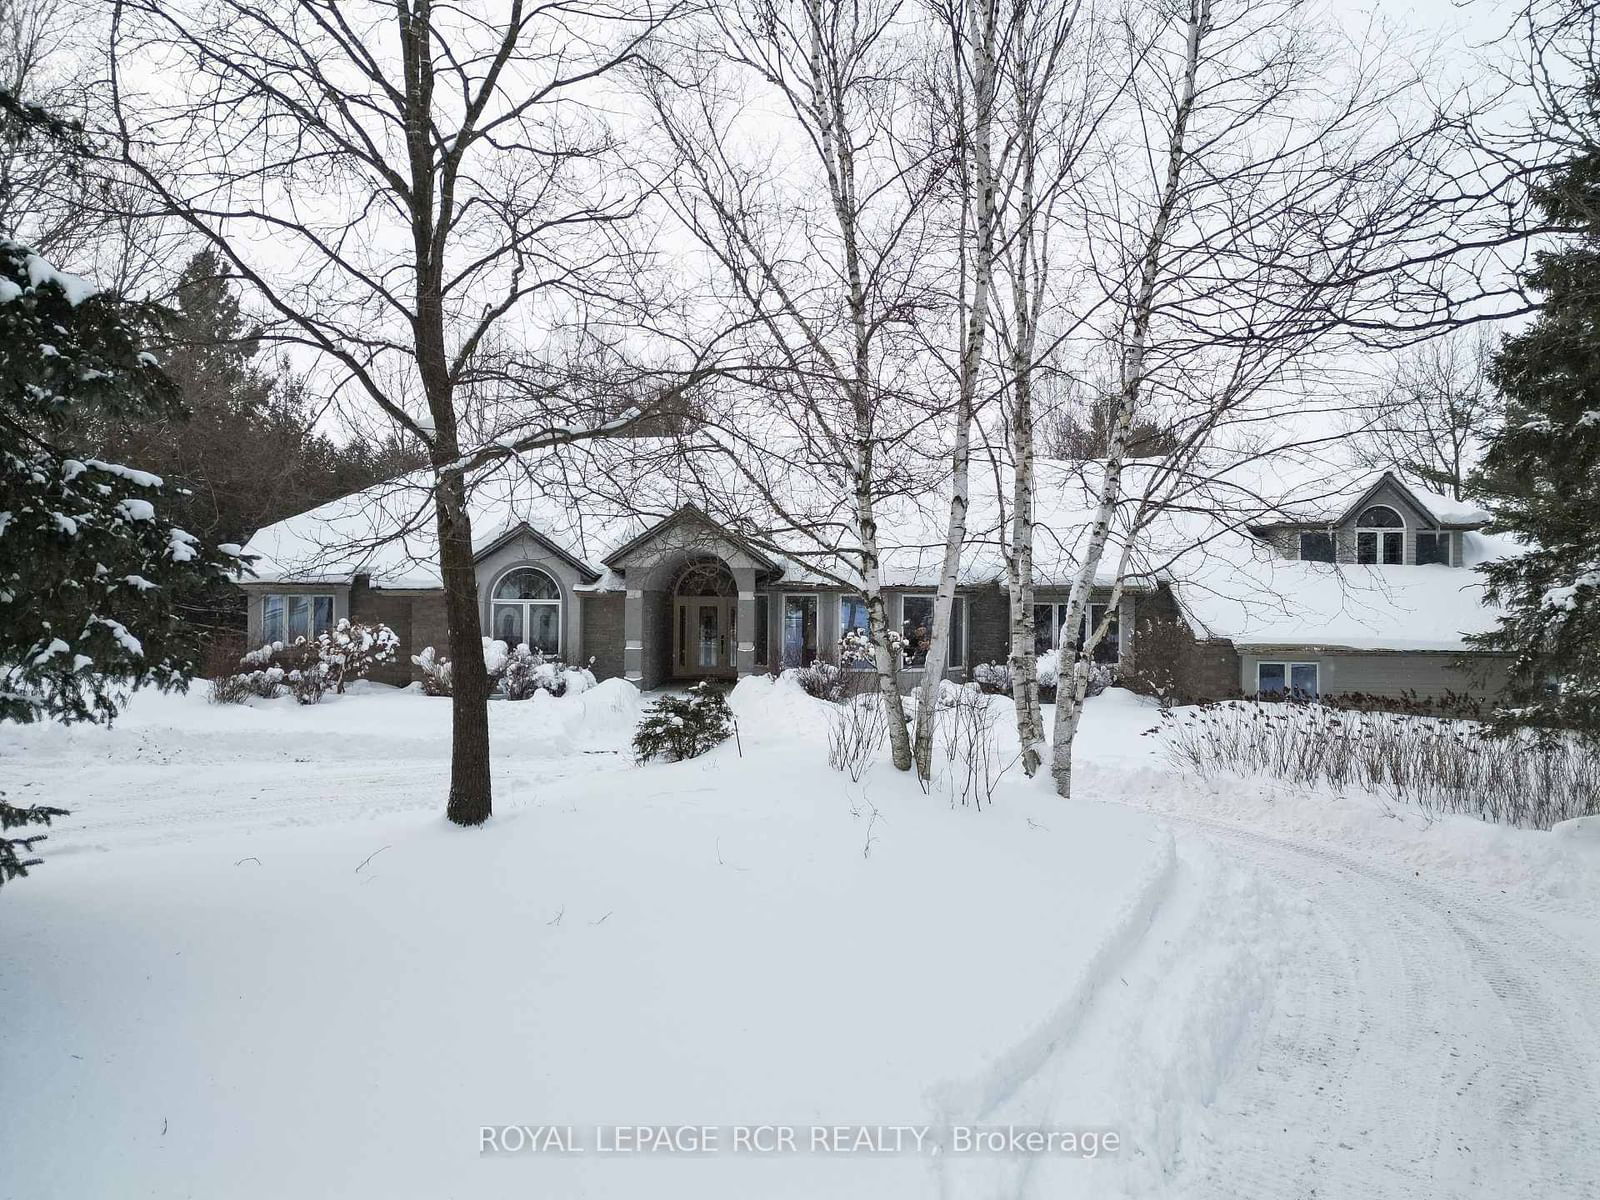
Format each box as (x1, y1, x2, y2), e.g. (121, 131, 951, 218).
(1346, 330, 1501, 500)
(109, 0, 681, 824)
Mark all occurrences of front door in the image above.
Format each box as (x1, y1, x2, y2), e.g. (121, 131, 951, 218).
(673, 597, 737, 678)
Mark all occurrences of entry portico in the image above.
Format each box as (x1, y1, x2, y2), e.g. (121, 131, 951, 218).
(601, 505, 779, 689)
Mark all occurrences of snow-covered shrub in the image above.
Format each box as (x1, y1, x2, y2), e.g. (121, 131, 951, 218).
(498, 642, 596, 700)
(837, 627, 902, 669)
(210, 639, 312, 703)
(315, 619, 399, 693)
(1085, 661, 1115, 698)
(633, 682, 736, 763)
(1036, 646, 1060, 692)
(411, 646, 452, 696)
(788, 661, 859, 703)
(1161, 701, 1600, 830)
(285, 660, 328, 705)
(212, 624, 395, 703)
(973, 661, 1012, 695)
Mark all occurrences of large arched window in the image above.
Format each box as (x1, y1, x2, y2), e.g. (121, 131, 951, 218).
(491, 567, 561, 653)
(1356, 505, 1404, 565)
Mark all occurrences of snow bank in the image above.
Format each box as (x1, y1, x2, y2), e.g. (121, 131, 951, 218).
(0, 686, 1164, 1200)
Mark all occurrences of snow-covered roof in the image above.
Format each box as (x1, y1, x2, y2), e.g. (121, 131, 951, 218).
(1177, 537, 1513, 652)
(1248, 468, 1493, 528)
(239, 447, 1516, 653)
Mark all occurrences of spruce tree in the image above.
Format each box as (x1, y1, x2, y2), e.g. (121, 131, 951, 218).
(1468, 86, 1600, 739)
(0, 238, 242, 886)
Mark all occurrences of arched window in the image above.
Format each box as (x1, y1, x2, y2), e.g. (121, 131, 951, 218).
(673, 557, 737, 597)
(490, 567, 561, 653)
(1356, 505, 1404, 565)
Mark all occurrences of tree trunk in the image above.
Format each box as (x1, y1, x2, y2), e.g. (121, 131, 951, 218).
(802, 0, 914, 770)
(436, 467, 493, 826)
(913, 0, 999, 781)
(1050, 0, 1209, 797)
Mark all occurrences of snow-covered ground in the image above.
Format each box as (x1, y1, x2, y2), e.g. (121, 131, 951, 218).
(2, 682, 1596, 1198)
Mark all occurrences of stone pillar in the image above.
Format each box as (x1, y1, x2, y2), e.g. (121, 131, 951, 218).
(623, 588, 644, 684)
(640, 589, 668, 689)
(735, 567, 757, 677)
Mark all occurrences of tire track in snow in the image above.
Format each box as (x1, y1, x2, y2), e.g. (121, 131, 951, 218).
(1155, 814, 1600, 1200)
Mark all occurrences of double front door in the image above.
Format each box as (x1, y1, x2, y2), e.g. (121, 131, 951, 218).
(673, 596, 737, 678)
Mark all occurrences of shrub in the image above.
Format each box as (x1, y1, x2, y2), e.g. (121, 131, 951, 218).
(935, 685, 1013, 809)
(499, 642, 596, 700)
(411, 646, 452, 696)
(315, 619, 399, 692)
(837, 627, 902, 670)
(633, 682, 736, 763)
(973, 661, 1012, 695)
(1161, 700, 1600, 829)
(412, 639, 596, 700)
(788, 661, 869, 703)
(827, 695, 888, 781)
(211, 621, 397, 704)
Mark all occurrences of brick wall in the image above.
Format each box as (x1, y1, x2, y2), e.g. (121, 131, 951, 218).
(346, 580, 453, 686)
(965, 584, 1009, 669)
(1122, 584, 1241, 701)
(581, 594, 625, 681)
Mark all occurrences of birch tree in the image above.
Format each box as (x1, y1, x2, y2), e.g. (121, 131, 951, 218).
(1046, 0, 1480, 795)
(638, 0, 944, 772)
(109, 0, 680, 825)
(908, 0, 1001, 781)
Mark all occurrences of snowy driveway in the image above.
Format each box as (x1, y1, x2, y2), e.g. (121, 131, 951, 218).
(1137, 816, 1597, 1198)
(2, 682, 1597, 1198)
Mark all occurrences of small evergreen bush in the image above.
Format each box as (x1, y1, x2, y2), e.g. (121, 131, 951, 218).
(633, 682, 736, 763)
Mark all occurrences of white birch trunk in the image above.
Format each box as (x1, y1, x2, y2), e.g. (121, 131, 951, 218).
(803, 0, 913, 769)
(1050, 0, 1210, 797)
(913, 0, 1000, 781)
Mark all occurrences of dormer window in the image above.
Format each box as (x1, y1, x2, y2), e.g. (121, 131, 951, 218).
(1355, 505, 1404, 565)
(1298, 530, 1336, 562)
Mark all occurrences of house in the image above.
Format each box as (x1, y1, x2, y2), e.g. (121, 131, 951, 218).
(237, 455, 1515, 703)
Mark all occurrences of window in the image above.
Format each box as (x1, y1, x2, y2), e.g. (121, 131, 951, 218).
(1256, 661, 1320, 698)
(490, 567, 561, 654)
(782, 595, 818, 667)
(262, 593, 334, 644)
(754, 595, 770, 666)
(1298, 531, 1336, 563)
(899, 595, 965, 670)
(1034, 601, 1121, 665)
(839, 595, 874, 667)
(1355, 505, 1404, 565)
(1416, 531, 1449, 566)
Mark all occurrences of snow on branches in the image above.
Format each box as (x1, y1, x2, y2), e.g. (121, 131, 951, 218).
(0, 239, 244, 724)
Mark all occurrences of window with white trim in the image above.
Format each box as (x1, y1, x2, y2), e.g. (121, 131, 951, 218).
(1256, 661, 1320, 697)
(490, 567, 562, 653)
(839, 595, 874, 667)
(781, 594, 818, 666)
(901, 595, 964, 669)
(262, 593, 334, 645)
(1355, 505, 1404, 565)
(1032, 601, 1121, 665)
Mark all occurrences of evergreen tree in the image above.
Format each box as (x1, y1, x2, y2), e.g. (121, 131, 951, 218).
(1468, 85, 1600, 739)
(93, 250, 422, 551)
(1, 237, 242, 885)
(87, 251, 423, 638)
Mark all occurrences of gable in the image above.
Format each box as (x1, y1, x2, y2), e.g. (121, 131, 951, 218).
(1335, 476, 1437, 532)
(602, 505, 781, 589)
